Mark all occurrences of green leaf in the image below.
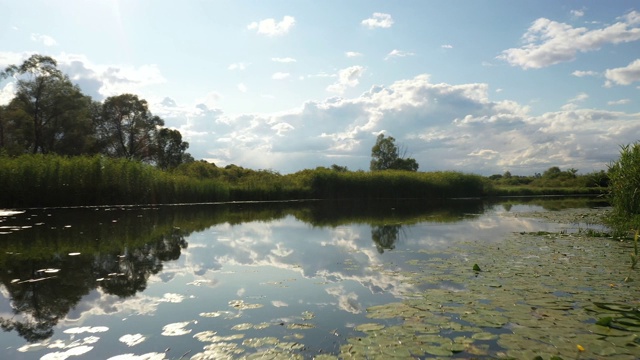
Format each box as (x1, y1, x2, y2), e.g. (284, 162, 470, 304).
(473, 264, 482, 272)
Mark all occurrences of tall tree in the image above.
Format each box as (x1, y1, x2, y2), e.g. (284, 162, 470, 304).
(154, 128, 192, 169)
(370, 134, 419, 171)
(96, 94, 164, 161)
(1, 55, 94, 155)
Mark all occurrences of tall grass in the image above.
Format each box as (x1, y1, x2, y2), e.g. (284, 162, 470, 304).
(0, 155, 230, 207)
(304, 169, 489, 199)
(607, 142, 640, 236)
(0, 154, 546, 208)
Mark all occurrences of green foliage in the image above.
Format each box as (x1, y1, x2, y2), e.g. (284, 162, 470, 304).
(1, 55, 193, 168)
(370, 134, 419, 171)
(154, 128, 191, 170)
(95, 93, 164, 161)
(0, 154, 493, 207)
(607, 142, 640, 235)
(2, 54, 95, 155)
(305, 168, 488, 199)
(0, 154, 229, 207)
(488, 167, 609, 191)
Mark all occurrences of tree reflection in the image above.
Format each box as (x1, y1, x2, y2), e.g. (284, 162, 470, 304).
(0, 228, 188, 342)
(0, 199, 491, 343)
(98, 229, 187, 297)
(371, 225, 402, 254)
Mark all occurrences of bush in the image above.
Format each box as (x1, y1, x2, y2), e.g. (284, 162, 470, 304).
(607, 142, 640, 235)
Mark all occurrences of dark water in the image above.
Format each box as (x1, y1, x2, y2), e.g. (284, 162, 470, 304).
(0, 198, 609, 359)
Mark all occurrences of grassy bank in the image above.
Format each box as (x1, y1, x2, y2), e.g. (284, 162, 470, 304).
(0, 154, 608, 208)
(491, 185, 607, 197)
(0, 155, 230, 207)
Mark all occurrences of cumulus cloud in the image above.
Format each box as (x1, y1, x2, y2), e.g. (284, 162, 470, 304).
(0, 52, 167, 99)
(0, 82, 16, 105)
(30, 33, 58, 46)
(326, 66, 365, 94)
(195, 91, 221, 109)
(385, 49, 414, 60)
(148, 74, 639, 175)
(498, 11, 640, 69)
(604, 59, 640, 86)
(441, 44, 453, 49)
(345, 51, 363, 58)
(361, 13, 394, 29)
(271, 57, 296, 63)
(272, 72, 290, 80)
(248, 16, 295, 36)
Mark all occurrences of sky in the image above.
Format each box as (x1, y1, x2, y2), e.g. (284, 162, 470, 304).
(1, 0, 639, 175)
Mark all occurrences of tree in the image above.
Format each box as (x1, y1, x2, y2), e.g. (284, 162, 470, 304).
(370, 134, 419, 171)
(330, 164, 348, 172)
(96, 94, 164, 161)
(1, 55, 94, 155)
(154, 128, 192, 170)
(542, 166, 562, 179)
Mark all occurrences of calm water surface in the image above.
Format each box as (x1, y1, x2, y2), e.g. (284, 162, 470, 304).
(0, 198, 612, 359)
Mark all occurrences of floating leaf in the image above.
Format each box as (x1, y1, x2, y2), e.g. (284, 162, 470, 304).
(596, 317, 614, 327)
(354, 323, 385, 332)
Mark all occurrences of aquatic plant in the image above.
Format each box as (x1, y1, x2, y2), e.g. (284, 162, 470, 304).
(607, 142, 640, 236)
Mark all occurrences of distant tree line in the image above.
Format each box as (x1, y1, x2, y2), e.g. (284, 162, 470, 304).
(488, 166, 609, 188)
(0, 54, 192, 169)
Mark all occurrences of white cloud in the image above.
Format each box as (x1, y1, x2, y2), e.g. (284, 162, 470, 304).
(15, 53, 167, 99)
(272, 72, 290, 80)
(361, 13, 394, 29)
(561, 92, 589, 111)
(385, 49, 414, 60)
(237, 83, 247, 93)
(345, 51, 363, 58)
(570, 9, 585, 18)
(498, 11, 640, 69)
(196, 91, 221, 109)
(271, 57, 296, 63)
(568, 92, 589, 102)
(326, 66, 365, 94)
(608, 99, 630, 105)
(148, 74, 640, 175)
(0, 82, 16, 105)
(571, 70, 598, 77)
(228, 62, 247, 71)
(604, 59, 640, 86)
(248, 16, 295, 36)
(1, 50, 29, 72)
(441, 44, 453, 49)
(622, 10, 640, 25)
(305, 72, 336, 79)
(30, 33, 58, 46)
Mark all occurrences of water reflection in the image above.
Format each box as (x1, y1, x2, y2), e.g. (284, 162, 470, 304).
(371, 225, 402, 253)
(0, 197, 605, 350)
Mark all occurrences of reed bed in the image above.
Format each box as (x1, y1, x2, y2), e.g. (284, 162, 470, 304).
(2, 154, 584, 208)
(0, 155, 229, 207)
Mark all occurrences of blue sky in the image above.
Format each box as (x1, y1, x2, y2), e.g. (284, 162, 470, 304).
(1, 0, 639, 175)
